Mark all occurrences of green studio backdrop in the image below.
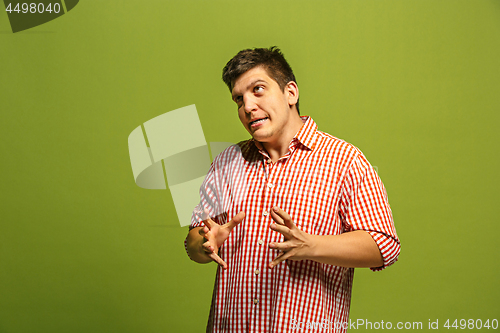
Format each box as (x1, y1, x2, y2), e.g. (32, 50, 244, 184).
(1, 1, 499, 332)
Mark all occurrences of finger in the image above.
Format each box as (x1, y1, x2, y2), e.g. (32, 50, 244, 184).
(268, 241, 291, 252)
(269, 250, 292, 269)
(198, 226, 209, 236)
(271, 207, 296, 229)
(198, 226, 208, 237)
(202, 240, 214, 253)
(202, 209, 215, 230)
(270, 208, 285, 225)
(208, 252, 227, 269)
(202, 241, 228, 269)
(201, 229, 212, 243)
(269, 222, 292, 238)
(224, 211, 245, 232)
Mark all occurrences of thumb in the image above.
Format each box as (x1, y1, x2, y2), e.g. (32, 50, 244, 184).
(225, 211, 245, 232)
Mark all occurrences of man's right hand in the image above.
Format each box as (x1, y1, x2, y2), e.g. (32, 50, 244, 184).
(187, 210, 245, 269)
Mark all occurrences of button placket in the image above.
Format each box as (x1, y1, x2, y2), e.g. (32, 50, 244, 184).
(251, 156, 272, 320)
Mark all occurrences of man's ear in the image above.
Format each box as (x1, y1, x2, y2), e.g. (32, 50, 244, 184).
(285, 81, 299, 107)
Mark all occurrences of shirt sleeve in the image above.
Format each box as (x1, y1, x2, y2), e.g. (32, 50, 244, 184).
(183, 153, 229, 260)
(187, 152, 229, 229)
(188, 166, 218, 229)
(339, 150, 400, 271)
(183, 160, 216, 259)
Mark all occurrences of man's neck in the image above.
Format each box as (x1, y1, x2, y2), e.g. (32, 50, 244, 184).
(261, 115, 304, 162)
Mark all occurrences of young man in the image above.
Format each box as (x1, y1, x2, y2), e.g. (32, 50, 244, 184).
(185, 47, 400, 332)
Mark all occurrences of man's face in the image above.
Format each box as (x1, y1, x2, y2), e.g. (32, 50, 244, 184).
(231, 66, 299, 145)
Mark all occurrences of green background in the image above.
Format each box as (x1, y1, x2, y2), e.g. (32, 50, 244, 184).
(1, 0, 499, 332)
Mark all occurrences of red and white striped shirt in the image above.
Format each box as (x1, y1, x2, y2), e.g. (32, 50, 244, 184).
(186, 117, 400, 333)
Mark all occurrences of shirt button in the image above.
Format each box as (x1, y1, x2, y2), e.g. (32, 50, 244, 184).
(253, 299, 259, 305)
(267, 183, 274, 188)
(258, 239, 264, 245)
(255, 269, 260, 275)
(267, 159, 272, 164)
(263, 211, 269, 216)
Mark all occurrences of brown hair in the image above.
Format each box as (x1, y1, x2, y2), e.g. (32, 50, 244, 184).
(222, 46, 299, 114)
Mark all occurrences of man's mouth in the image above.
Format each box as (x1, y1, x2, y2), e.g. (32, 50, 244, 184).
(250, 117, 268, 127)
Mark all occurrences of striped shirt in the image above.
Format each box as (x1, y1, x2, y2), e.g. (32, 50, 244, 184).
(186, 116, 400, 333)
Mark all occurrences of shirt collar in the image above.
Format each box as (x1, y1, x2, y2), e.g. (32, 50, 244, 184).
(294, 116, 318, 151)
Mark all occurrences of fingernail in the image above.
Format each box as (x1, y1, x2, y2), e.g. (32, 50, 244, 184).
(273, 207, 279, 212)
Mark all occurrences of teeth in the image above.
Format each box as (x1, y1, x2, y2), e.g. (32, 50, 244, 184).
(251, 118, 267, 125)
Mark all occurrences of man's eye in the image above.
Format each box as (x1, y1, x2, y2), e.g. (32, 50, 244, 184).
(254, 86, 264, 93)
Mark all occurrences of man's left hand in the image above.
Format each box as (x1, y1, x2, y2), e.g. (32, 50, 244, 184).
(268, 206, 316, 268)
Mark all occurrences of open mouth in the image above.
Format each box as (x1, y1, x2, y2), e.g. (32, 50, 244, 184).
(250, 117, 268, 127)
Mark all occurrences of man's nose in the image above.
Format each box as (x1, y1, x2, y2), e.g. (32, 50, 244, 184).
(243, 95, 257, 113)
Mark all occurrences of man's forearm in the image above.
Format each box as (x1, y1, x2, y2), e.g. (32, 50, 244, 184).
(186, 227, 213, 264)
(307, 230, 384, 268)
(268, 207, 384, 269)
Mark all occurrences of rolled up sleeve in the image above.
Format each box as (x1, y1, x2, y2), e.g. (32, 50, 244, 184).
(340, 151, 400, 271)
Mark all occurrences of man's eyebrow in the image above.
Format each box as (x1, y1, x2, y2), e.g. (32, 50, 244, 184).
(232, 79, 268, 98)
(249, 79, 267, 87)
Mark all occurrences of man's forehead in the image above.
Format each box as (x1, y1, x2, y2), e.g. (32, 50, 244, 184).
(231, 67, 274, 93)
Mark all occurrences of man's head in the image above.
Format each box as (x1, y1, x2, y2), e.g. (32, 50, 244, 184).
(222, 47, 299, 114)
(223, 47, 303, 151)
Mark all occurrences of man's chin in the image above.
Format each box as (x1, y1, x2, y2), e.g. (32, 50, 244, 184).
(251, 136, 272, 146)
(248, 126, 272, 141)
(250, 131, 267, 141)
